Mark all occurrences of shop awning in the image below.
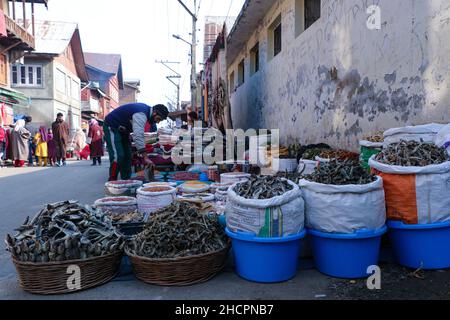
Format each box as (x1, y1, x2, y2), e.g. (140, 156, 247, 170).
(0, 87, 30, 107)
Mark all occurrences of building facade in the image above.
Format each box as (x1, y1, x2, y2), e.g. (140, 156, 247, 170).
(119, 79, 140, 105)
(227, 0, 450, 150)
(11, 20, 88, 133)
(84, 53, 123, 115)
(0, 0, 48, 125)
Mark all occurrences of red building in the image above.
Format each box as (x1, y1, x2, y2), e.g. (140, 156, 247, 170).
(82, 53, 123, 121)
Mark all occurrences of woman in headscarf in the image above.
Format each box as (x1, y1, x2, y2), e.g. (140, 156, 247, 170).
(33, 126, 49, 167)
(47, 128, 56, 166)
(73, 127, 87, 160)
(88, 119, 104, 165)
(11, 119, 30, 167)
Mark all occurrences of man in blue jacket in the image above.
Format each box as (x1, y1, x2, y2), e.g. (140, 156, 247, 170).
(103, 103, 169, 181)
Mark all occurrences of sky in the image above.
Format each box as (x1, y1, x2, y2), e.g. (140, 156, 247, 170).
(32, 0, 246, 110)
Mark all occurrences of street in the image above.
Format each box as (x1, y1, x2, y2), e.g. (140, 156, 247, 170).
(1, 160, 450, 300)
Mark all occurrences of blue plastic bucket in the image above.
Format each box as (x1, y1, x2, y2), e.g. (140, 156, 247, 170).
(226, 228, 306, 283)
(388, 220, 450, 270)
(308, 226, 387, 279)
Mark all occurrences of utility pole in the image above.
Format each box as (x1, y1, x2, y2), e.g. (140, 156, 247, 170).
(156, 60, 181, 111)
(177, 0, 198, 113)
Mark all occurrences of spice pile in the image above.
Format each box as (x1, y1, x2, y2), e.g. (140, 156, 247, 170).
(170, 172, 200, 181)
(304, 160, 376, 185)
(234, 175, 293, 199)
(375, 140, 449, 166)
(5, 201, 123, 263)
(127, 202, 227, 259)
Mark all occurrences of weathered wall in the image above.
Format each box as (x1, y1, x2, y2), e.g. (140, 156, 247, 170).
(228, 0, 450, 150)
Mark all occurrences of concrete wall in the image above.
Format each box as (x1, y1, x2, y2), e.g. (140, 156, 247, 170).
(228, 0, 450, 150)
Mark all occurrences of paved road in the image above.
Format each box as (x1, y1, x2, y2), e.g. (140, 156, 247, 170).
(0, 160, 332, 300)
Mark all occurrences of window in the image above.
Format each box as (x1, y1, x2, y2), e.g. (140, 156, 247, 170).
(268, 15, 282, 60)
(238, 60, 245, 86)
(250, 43, 260, 75)
(305, 0, 321, 29)
(55, 69, 66, 93)
(11, 64, 44, 86)
(229, 71, 235, 92)
(295, 0, 321, 37)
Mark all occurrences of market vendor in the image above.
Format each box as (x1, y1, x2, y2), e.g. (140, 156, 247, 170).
(103, 103, 169, 181)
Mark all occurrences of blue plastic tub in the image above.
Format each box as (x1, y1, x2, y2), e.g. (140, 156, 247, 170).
(226, 228, 306, 283)
(308, 226, 387, 279)
(388, 220, 450, 270)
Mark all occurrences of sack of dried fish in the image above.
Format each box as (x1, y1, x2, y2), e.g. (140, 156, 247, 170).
(297, 159, 317, 175)
(104, 180, 143, 197)
(383, 123, 445, 147)
(136, 186, 176, 215)
(226, 176, 304, 238)
(5, 201, 124, 263)
(299, 161, 386, 234)
(94, 196, 138, 215)
(369, 143, 450, 225)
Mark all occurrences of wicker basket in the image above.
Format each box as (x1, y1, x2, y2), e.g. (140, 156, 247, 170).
(126, 243, 230, 286)
(12, 251, 123, 295)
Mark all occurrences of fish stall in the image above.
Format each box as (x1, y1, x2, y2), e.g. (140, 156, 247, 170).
(4, 122, 450, 293)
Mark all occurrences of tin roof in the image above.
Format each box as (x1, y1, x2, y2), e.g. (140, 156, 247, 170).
(84, 52, 124, 89)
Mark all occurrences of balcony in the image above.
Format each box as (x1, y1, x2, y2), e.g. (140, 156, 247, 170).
(2, 14, 35, 51)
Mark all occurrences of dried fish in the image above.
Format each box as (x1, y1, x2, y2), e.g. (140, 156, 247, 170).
(127, 202, 227, 259)
(363, 131, 384, 143)
(233, 175, 293, 199)
(5, 201, 123, 262)
(375, 140, 449, 166)
(319, 150, 360, 162)
(109, 211, 144, 224)
(304, 159, 376, 185)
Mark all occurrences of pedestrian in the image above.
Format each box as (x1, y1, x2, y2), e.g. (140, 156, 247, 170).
(33, 126, 49, 167)
(47, 128, 57, 166)
(10, 119, 30, 168)
(51, 113, 69, 167)
(73, 128, 87, 160)
(88, 119, 104, 166)
(103, 103, 169, 181)
(0, 122, 7, 168)
(23, 116, 36, 167)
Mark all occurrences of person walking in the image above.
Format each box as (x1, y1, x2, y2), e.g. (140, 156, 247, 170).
(103, 103, 168, 181)
(73, 128, 87, 160)
(33, 126, 49, 167)
(88, 119, 104, 166)
(0, 123, 7, 168)
(47, 128, 56, 166)
(11, 119, 30, 167)
(52, 113, 69, 167)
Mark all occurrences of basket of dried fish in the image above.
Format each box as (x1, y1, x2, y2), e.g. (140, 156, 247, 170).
(299, 160, 386, 234)
(5, 201, 124, 295)
(126, 202, 230, 286)
(226, 175, 304, 238)
(383, 123, 445, 147)
(369, 140, 450, 225)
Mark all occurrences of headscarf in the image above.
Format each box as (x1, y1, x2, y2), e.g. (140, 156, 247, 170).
(39, 126, 48, 142)
(14, 119, 25, 132)
(89, 119, 98, 126)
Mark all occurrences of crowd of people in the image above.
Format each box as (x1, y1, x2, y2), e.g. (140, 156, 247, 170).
(0, 113, 105, 169)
